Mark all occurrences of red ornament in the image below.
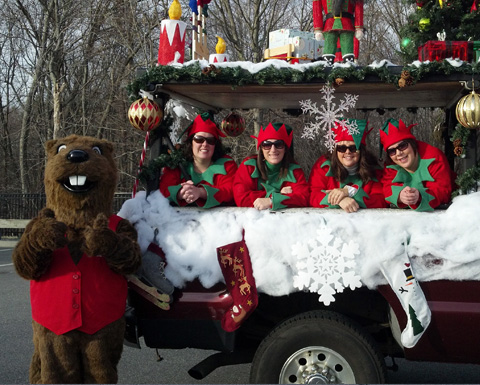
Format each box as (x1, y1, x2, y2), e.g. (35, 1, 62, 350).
(221, 112, 246, 137)
(128, 97, 163, 131)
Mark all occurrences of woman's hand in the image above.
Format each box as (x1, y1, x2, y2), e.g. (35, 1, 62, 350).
(280, 186, 293, 194)
(178, 181, 207, 204)
(399, 187, 420, 206)
(326, 187, 348, 205)
(338, 197, 360, 213)
(253, 197, 272, 211)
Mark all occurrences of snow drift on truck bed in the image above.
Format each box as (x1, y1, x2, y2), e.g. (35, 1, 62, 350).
(118, 191, 480, 304)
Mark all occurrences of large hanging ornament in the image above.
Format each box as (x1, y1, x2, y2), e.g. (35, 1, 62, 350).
(128, 97, 163, 131)
(128, 97, 163, 198)
(418, 18, 431, 32)
(221, 112, 246, 137)
(456, 90, 480, 129)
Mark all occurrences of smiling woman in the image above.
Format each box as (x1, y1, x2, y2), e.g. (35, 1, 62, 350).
(380, 119, 455, 211)
(159, 113, 238, 208)
(233, 122, 310, 210)
(309, 119, 387, 213)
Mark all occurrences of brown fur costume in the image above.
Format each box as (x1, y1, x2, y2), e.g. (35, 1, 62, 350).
(12, 135, 141, 384)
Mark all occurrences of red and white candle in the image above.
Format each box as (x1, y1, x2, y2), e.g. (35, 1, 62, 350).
(158, 19, 187, 65)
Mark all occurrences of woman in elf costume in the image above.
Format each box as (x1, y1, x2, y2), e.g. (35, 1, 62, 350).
(309, 119, 386, 213)
(160, 113, 237, 208)
(233, 122, 309, 210)
(380, 118, 454, 211)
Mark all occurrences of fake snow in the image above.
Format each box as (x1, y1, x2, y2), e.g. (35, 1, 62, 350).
(118, 191, 480, 304)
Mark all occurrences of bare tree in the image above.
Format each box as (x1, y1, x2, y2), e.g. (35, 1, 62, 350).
(209, 0, 294, 62)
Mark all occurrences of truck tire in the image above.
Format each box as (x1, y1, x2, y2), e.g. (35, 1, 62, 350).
(249, 310, 386, 384)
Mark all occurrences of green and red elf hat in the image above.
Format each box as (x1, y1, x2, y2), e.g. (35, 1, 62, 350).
(333, 119, 369, 149)
(380, 118, 417, 150)
(179, 112, 226, 140)
(251, 122, 294, 149)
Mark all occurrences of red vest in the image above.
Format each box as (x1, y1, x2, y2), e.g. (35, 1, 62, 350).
(30, 215, 128, 335)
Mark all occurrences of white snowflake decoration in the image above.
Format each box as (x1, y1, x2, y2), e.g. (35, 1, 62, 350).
(299, 85, 359, 152)
(292, 225, 362, 306)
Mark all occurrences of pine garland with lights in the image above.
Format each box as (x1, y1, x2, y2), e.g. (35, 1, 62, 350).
(400, 0, 480, 63)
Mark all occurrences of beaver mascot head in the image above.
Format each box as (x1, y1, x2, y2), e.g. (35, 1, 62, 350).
(12, 134, 141, 384)
(44, 134, 118, 229)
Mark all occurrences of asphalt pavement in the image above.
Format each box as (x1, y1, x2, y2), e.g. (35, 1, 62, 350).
(1, 246, 479, 384)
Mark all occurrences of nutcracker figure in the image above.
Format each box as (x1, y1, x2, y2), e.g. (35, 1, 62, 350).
(313, 0, 364, 65)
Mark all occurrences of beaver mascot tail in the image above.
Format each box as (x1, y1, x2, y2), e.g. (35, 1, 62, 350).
(12, 135, 141, 384)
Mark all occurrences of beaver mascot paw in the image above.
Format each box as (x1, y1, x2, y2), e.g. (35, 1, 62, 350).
(12, 135, 141, 384)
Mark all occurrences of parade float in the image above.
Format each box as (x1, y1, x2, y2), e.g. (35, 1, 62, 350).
(120, 1, 480, 383)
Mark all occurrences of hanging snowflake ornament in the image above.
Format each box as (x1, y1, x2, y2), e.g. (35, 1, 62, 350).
(299, 85, 359, 152)
(292, 225, 362, 305)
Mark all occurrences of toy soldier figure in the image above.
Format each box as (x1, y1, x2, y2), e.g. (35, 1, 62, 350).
(313, 0, 364, 64)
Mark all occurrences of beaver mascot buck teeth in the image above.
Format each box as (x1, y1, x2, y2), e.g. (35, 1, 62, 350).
(12, 135, 141, 384)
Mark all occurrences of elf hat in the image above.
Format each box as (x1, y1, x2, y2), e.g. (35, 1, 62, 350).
(180, 112, 226, 140)
(251, 122, 294, 149)
(333, 119, 369, 149)
(380, 118, 417, 150)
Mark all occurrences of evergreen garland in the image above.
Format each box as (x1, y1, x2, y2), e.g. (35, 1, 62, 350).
(453, 164, 480, 197)
(138, 148, 187, 183)
(127, 61, 480, 100)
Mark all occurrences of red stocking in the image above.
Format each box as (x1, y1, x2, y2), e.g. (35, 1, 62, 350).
(216, 234, 258, 332)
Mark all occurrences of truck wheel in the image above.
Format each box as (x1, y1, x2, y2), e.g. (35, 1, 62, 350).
(249, 310, 386, 384)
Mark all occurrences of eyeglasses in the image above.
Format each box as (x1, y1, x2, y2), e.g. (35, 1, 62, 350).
(387, 141, 409, 157)
(261, 140, 286, 150)
(193, 135, 217, 145)
(336, 144, 358, 153)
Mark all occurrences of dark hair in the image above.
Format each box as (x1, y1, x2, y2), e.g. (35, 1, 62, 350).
(256, 145, 294, 181)
(384, 139, 418, 167)
(330, 144, 380, 184)
(182, 135, 227, 162)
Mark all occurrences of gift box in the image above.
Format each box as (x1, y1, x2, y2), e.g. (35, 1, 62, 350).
(473, 41, 480, 62)
(266, 29, 322, 62)
(269, 29, 314, 48)
(418, 40, 473, 62)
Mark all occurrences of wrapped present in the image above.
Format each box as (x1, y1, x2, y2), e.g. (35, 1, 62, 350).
(266, 29, 322, 62)
(269, 29, 314, 49)
(472, 41, 480, 62)
(418, 40, 473, 62)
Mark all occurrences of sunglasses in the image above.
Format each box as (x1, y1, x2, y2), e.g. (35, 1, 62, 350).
(193, 135, 217, 145)
(336, 144, 358, 153)
(387, 141, 409, 157)
(261, 140, 286, 150)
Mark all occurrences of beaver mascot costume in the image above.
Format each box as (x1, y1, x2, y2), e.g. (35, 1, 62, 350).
(12, 135, 141, 384)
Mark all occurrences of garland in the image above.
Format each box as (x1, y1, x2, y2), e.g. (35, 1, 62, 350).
(450, 124, 471, 158)
(137, 114, 188, 183)
(138, 149, 187, 183)
(127, 61, 480, 100)
(453, 164, 480, 197)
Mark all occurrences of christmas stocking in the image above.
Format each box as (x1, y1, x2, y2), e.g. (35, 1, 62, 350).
(379, 237, 431, 348)
(216, 233, 258, 332)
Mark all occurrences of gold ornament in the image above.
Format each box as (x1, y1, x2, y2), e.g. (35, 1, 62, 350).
(128, 97, 163, 131)
(456, 91, 480, 129)
(221, 112, 246, 137)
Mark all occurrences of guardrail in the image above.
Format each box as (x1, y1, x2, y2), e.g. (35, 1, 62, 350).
(0, 193, 132, 248)
(0, 219, 30, 247)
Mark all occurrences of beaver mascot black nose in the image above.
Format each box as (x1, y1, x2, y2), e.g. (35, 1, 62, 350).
(12, 135, 141, 384)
